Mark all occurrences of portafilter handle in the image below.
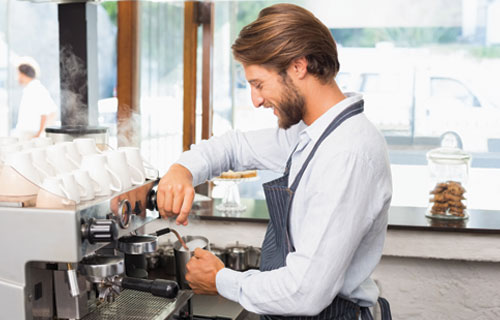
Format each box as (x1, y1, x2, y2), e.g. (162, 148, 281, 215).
(118, 277, 179, 299)
(145, 178, 161, 212)
(146, 182, 202, 216)
(146, 188, 158, 212)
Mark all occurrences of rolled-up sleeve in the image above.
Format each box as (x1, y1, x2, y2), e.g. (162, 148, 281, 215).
(176, 124, 304, 186)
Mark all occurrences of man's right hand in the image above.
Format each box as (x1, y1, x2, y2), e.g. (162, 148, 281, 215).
(156, 164, 195, 225)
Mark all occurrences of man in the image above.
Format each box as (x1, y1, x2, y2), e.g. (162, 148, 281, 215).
(15, 58, 57, 140)
(157, 4, 392, 319)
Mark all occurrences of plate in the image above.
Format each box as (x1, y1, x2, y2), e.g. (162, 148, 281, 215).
(212, 176, 259, 183)
(425, 210, 469, 220)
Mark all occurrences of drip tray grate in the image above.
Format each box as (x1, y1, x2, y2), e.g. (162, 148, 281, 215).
(83, 289, 192, 320)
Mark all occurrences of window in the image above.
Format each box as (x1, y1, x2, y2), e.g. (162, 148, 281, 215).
(138, 2, 185, 175)
(0, 1, 60, 136)
(211, 0, 500, 210)
(430, 77, 480, 107)
(2, 0, 499, 211)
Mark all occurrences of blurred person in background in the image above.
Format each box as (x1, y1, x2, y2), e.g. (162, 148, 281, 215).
(14, 57, 57, 140)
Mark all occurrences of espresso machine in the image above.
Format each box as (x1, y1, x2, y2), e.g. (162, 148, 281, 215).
(0, 171, 192, 320)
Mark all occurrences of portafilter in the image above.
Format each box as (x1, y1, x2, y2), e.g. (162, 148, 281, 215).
(79, 255, 179, 302)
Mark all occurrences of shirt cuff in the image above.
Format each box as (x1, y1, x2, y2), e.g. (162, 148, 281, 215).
(176, 151, 209, 186)
(216, 268, 244, 303)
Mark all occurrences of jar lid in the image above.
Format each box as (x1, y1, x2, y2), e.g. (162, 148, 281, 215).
(426, 147, 471, 163)
(227, 246, 247, 254)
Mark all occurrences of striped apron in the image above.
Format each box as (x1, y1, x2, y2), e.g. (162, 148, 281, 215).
(260, 100, 391, 320)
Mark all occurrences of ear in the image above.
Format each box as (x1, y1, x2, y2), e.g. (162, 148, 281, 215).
(289, 57, 308, 80)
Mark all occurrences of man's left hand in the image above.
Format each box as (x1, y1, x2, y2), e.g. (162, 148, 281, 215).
(185, 248, 224, 295)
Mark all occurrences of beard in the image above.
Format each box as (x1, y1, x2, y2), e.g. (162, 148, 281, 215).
(273, 74, 305, 129)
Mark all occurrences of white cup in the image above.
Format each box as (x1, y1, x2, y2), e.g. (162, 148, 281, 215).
(36, 176, 72, 208)
(30, 148, 55, 178)
(81, 154, 122, 196)
(60, 141, 82, 167)
(74, 138, 101, 156)
(0, 137, 19, 146)
(0, 143, 22, 162)
(58, 172, 87, 204)
(105, 150, 143, 190)
(4, 151, 42, 186)
(73, 169, 101, 201)
(118, 147, 157, 184)
(20, 140, 35, 150)
(33, 137, 53, 148)
(46, 144, 78, 174)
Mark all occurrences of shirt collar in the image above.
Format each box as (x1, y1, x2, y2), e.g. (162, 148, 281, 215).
(25, 79, 40, 88)
(300, 92, 363, 143)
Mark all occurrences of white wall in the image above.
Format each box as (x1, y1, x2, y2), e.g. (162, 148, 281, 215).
(373, 257, 500, 319)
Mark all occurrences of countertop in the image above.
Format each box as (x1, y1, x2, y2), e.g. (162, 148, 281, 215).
(192, 198, 500, 234)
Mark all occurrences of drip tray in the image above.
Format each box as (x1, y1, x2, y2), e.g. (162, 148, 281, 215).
(83, 289, 192, 320)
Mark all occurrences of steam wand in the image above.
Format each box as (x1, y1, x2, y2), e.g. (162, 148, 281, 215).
(151, 227, 189, 251)
(146, 187, 189, 250)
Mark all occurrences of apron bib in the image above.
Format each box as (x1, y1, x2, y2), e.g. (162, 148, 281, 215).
(260, 100, 388, 320)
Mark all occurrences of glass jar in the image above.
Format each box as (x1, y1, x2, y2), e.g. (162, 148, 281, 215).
(426, 147, 471, 220)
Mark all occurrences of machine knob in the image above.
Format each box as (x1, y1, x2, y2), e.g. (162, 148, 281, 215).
(146, 189, 158, 212)
(82, 218, 119, 244)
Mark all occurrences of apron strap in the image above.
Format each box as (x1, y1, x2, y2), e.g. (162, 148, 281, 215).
(289, 100, 364, 192)
(360, 297, 392, 320)
(378, 297, 392, 320)
(283, 143, 299, 176)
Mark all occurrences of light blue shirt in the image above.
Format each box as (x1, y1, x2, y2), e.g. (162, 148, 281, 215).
(177, 93, 392, 315)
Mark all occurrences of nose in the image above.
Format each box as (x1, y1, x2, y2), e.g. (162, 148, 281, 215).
(251, 88, 264, 108)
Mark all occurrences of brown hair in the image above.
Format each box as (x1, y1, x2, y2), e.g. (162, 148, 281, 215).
(18, 64, 36, 79)
(232, 3, 339, 84)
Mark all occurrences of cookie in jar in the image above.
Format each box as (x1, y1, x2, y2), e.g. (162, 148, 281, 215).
(426, 147, 470, 220)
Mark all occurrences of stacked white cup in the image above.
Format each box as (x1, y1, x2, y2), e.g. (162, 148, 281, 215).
(119, 147, 158, 182)
(0, 137, 154, 205)
(36, 176, 72, 208)
(0, 137, 19, 146)
(73, 169, 101, 201)
(81, 153, 122, 196)
(74, 138, 101, 156)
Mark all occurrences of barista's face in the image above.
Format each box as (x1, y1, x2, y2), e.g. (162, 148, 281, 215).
(244, 64, 305, 129)
(17, 72, 31, 86)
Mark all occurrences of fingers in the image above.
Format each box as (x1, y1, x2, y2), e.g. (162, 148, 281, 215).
(176, 187, 195, 225)
(157, 183, 195, 223)
(164, 185, 174, 213)
(171, 185, 183, 214)
(157, 165, 195, 222)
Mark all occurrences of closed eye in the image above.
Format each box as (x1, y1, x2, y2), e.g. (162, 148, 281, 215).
(249, 80, 263, 90)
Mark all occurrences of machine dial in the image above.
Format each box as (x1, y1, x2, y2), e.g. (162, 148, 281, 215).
(82, 218, 119, 244)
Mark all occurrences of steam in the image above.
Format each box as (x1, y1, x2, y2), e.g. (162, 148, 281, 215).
(59, 45, 88, 127)
(117, 106, 141, 147)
